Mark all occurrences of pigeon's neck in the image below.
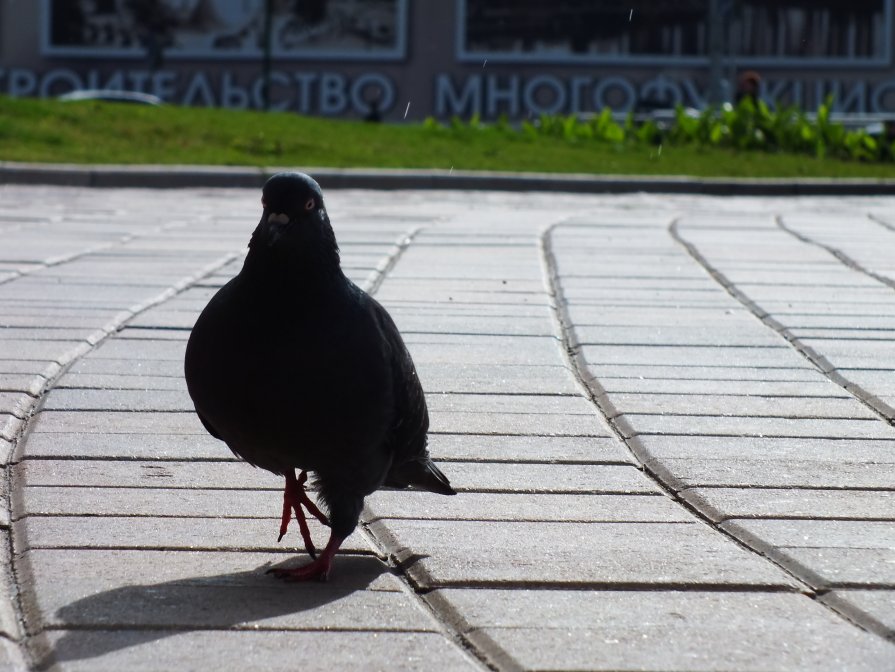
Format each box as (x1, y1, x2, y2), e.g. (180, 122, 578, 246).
(242, 246, 345, 293)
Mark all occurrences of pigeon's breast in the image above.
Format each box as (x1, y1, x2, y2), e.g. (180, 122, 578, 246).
(185, 279, 394, 474)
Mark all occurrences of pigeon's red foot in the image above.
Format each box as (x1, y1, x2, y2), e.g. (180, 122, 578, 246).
(267, 533, 344, 583)
(278, 470, 330, 559)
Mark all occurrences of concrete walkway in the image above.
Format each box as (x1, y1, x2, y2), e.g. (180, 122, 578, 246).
(0, 183, 893, 671)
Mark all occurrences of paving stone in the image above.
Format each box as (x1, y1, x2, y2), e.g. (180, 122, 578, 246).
(14, 515, 373, 555)
(0, 374, 45, 395)
(581, 345, 803, 369)
(588, 364, 824, 381)
(623, 415, 894, 439)
(28, 411, 205, 434)
(428, 434, 630, 463)
(598, 378, 849, 397)
(37, 629, 474, 672)
(724, 519, 895, 549)
(822, 590, 895, 639)
(18, 431, 225, 460)
(366, 491, 690, 523)
(602, 393, 876, 419)
(1, 413, 21, 441)
(648, 457, 895, 490)
(633, 435, 895, 462)
(54, 373, 186, 391)
(769, 547, 895, 588)
(41, 389, 192, 412)
(681, 487, 895, 522)
(572, 325, 787, 348)
(416, 363, 580, 395)
(65, 357, 183, 377)
(0, 339, 88, 363)
(429, 588, 895, 671)
(430, 410, 606, 436)
(14, 459, 276, 490)
(427, 393, 594, 415)
(18, 486, 282, 519)
(370, 519, 796, 589)
(405, 338, 565, 367)
(20, 549, 429, 632)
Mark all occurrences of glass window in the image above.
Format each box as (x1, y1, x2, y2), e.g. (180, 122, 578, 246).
(458, 0, 891, 66)
(41, 0, 408, 61)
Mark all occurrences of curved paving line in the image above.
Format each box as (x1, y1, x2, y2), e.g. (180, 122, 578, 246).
(536, 220, 895, 638)
(668, 216, 895, 641)
(671, 215, 894, 425)
(12, 225, 489, 671)
(8, 251, 241, 668)
(358, 227, 494, 671)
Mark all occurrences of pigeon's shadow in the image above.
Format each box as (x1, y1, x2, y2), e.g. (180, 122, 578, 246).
(37, 555, 389, 669)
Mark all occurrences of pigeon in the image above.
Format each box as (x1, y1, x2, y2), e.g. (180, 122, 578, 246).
(184, 172, 455, 581)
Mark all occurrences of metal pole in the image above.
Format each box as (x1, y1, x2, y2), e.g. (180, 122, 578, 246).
(262, 0, 273, 111)
(707, 0, 723, 106)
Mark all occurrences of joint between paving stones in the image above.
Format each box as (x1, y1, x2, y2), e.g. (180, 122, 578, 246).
(668, 216, 895, 641)
(540, 220, 827, 600)
(8, 250, 244, 667)
(351, 227, 495, 671)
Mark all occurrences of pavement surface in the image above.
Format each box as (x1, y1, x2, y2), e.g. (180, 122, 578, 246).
(0, 182, 893, 671)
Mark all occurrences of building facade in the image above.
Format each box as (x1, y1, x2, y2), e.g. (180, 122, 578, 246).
(1, 0, 894, 120)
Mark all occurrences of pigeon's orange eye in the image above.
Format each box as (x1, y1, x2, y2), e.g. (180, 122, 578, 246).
(305, 198, 315, 211)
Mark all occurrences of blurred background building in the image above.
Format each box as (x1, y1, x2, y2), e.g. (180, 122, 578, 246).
(1, 0, 894, 119)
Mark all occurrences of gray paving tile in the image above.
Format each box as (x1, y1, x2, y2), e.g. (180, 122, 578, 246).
(598, 377, 848, 398)
(370, 519, 796, 589)
(430, 588, 895, 671)
(21, 549, 427, 632)
(417, 362, 580, 394)
(38, 630, 475, 672)
(588, 364, 824, 381)
(603, 393, 877, 419)
(427, 434, 629, 463)
(0, 374, 45, 395)
(581, 345, 804, 369)
(623, 415, 894, 439)
(681, 487, 895, 522)
(366, 491, 689, 523)
(648, 457, 895, 490)
(18, 431, 226, 460)
(427, 393, 594, 415)
(633, 435, 895, 462)
(28, 410, 205, 434)
(40, 389, 192, 412)
(772, 547, 895, 588)
(14, 459, 277, 490)
(14, 516, 374, 555)
(430, 410, 606, 436)
(725, 519, 895, 550)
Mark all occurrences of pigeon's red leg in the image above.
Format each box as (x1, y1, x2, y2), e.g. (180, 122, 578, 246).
(267, 532, 345, 583)
(276, 470, 330, 560)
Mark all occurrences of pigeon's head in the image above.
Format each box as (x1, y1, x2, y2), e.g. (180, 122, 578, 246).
(252, 172, 339, 266)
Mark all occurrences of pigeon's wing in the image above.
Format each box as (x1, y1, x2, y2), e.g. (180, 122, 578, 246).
(365, 293, 429, 458)
(363, 292, 456, 496)
(195, 407, 223, 441)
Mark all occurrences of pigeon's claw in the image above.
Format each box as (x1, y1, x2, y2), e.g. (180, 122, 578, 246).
(277, 470, 330, 560)
(267, 533, 344, 583)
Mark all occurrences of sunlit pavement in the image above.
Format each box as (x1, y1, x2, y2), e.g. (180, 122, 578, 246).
(1, 183, 894, 670)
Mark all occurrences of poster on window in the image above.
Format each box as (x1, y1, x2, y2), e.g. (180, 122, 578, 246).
(41, 0, 407, 60)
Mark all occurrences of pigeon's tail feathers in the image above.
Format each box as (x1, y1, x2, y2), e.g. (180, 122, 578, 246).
(387, 458, 457, 496)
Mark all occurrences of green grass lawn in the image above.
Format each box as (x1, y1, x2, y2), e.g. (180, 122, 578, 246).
(1, 95, 894, 178)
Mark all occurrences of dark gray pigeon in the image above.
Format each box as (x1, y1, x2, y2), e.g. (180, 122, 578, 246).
(184, 172, 455, 581)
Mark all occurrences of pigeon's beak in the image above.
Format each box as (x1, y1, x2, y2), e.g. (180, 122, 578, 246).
(265, 212, 291, 246)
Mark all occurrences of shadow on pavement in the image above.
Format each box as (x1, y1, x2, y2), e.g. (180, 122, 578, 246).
(35, 555, 389, 669)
